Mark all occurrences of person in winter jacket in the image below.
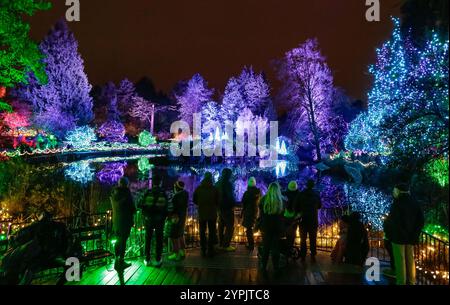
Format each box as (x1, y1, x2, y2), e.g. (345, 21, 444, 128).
(167, 181, 189, 261)
(297, 179, 322, 262)
(344, 212, 369, 266)
(384, 183, 424, 285)
(215, 168, 236, 252)
(259, 182, 286, 275)
(241, 177, 261, 251)
(283, 181, 301, 249)
(193, 172, 219, 257)
(110, 177, 135, 272)
(138, 175, 169, 268)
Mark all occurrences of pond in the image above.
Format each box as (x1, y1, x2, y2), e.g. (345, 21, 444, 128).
(0, 154, 393, 232)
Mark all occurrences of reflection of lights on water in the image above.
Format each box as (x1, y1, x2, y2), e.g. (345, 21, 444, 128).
(275, 161, 287, 178)
(97, 162, 127, 185)
(64, 161, 95, 184)
(138, 157, 154, 174)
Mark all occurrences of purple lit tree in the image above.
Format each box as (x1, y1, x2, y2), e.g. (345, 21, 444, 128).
(13, 20, 93, 138)
(221, 77, 246, 123)
(175, 73, 214, 125)
(129, 96, 155, 133)
(117, 78, 136, 116)
(238, 67, 276, 120)
(277, 39, 334, 161)
(98, 120, 127, 143)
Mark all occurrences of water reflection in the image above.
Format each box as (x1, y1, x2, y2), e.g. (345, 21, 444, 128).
(4, 157, 392, 227)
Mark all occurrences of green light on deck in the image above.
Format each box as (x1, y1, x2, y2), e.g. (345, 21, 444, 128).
(110, 238, 117, 245)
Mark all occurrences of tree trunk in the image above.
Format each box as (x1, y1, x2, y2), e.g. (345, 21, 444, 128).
(307, 95, 322, 162)
(150, 104, 155, 134)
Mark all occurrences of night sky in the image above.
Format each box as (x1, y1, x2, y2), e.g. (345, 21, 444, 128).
(30, 0, 402, 100)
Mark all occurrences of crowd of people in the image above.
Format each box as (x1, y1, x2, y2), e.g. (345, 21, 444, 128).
(110, 169, 424, 285)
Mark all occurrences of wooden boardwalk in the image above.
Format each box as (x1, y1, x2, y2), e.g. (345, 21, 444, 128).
(36, 246, 392, 285)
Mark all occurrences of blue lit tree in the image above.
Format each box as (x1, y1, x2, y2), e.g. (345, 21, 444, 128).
(345, 18, 449, 167)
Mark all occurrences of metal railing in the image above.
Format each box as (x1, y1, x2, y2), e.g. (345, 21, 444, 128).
(1, 208, 448, 285)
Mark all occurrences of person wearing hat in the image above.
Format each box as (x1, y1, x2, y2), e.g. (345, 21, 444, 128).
(385, 183, 424, 285)
(110, 177, 136, 273)
(241, 177, 262, 251)
(168, 180, 189, 261)
(283, 181, 301, 249)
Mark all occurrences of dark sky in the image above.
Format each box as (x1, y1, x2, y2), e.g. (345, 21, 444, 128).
(30, 0, 402, 100)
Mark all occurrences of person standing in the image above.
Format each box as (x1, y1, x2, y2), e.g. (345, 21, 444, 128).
(344, 212, 369, 266)
(297, 179, 322, 263)
(216, 168, 236, 252)
(259, 182, 285, 275)
(283, 181, 301, 249)
(110, 177, 136, 272)
(138, 175, 169, 268)
(385, 183, 424, 285)
(241, 177, 261, 251)
(168, 181, 189, 261)
(194, 172, 219, 257)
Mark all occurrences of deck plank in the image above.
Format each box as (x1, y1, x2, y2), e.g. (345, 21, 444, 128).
(53, 246, 384, 285)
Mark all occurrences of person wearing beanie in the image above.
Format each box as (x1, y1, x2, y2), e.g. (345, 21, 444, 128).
(241, 177, 262, 251)
(384, 183, 424, 285)
(283, 181, 301, 249)
(168, 180, 189, 261)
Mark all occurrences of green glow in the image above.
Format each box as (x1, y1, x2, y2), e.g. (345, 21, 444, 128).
(110, 238, 117, 245)
(424, 224, 449, 242)
(425, 158, 449, 187)
(138, 130, 156, 147)
(138, 157, 153, 173)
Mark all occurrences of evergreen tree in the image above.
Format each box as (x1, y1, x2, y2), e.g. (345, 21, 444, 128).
(175, 73, 214, 125)
(345, 18, 449, 167)
(13, 20, 94, 138)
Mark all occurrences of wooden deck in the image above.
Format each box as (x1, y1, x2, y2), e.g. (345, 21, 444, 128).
(35, 246, 392, 285)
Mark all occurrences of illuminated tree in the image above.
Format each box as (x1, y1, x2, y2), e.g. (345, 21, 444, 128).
(129, 96, 154, 132)
(1, 101, 31, 133)
(175, 73, 214, 125)
(238, 67, 276, 120)
(345, 18, 449, 167)
(13, 20, 94, 138)
(277, 39, 334, 161)
(221, 77, 246, 123)
(138, 130, 156, 147)
(65, 125, 97, 149)
(117, 78, 136, 116)
(98, 120, 127, 143)
(0, 0, 51, 89)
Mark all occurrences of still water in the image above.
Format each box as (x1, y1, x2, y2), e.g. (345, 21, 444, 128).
(1, 155, 392, 230)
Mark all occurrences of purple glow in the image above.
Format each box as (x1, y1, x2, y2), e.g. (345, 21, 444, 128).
(97, 162, 127, 185)
(97, 120, 127, 143)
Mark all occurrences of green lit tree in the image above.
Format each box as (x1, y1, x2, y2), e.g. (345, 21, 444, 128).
(0, 0, 51, 88)
(0, 0, 51, 114)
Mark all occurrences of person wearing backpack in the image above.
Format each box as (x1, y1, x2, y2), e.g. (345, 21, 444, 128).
(138, 175, 169, 268)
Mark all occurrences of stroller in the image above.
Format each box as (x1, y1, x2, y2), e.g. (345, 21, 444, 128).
(257, 218, 301, 266)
